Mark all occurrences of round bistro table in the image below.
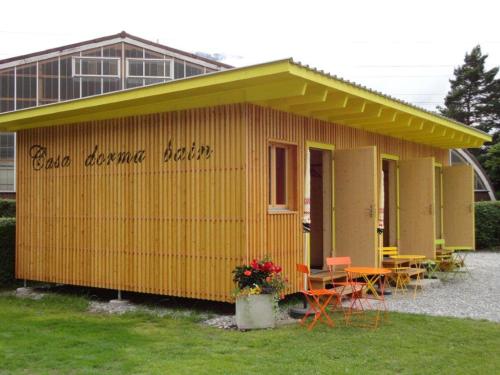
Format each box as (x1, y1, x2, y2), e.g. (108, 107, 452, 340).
(344, 267, 392, 299)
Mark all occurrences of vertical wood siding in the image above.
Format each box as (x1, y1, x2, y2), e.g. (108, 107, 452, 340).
(16, 102, 448, 302)
(16, 105, 246, 302)
(245, 104, 448, 295)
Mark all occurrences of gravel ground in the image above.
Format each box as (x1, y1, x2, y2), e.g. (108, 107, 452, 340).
(381, 251, 500, 322)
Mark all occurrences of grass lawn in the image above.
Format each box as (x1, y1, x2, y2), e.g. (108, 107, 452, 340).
(0, 292, 499, 375)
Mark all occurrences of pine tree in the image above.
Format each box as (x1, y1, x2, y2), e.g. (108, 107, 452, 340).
(439, 45, 500, 136)
(439, 45, 500, 197)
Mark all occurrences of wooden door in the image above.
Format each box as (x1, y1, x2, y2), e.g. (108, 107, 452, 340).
(443, 165, 475, 249)
(399, 158, 435, 259)
(334, 146, 377, 266)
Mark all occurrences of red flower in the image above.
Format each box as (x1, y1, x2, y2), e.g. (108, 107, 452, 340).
(250, 259, 260, 270)
(244, 270, 252, 276)
(274, 266, 282, 274)
(263, 261, 273, 272)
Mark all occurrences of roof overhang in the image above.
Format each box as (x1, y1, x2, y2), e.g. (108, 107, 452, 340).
(0, 59, 491, 149)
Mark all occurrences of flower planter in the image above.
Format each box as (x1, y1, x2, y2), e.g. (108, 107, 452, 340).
(235, 294, 276, 330)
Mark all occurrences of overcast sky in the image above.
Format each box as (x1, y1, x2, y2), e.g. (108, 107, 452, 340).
(1, 0, 499, 112)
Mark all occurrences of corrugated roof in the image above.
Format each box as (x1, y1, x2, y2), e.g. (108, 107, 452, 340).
(0, 58, 491, 149)
(289, 59, 490, 141)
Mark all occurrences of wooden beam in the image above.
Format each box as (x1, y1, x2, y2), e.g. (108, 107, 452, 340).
(328, 103, 382, 122)
(365, 114, 413, 131)
(289, 92, 349, 115)
(381, 118, 425, 135)
(259, 84, 329, 110)
(311, 97, 367, 118)
(345, 108, 398, 127)
(245, 80, 308, 101)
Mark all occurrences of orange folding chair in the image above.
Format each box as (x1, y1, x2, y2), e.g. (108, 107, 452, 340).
(326, 257, 366, 320)
(296, 264, 340, 330)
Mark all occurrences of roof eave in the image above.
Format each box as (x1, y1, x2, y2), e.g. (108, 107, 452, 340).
(0, 58, 491, 149)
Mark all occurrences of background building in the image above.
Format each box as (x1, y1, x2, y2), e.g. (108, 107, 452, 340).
(450, 149, 496, 201)
(0, 31, 230, 198)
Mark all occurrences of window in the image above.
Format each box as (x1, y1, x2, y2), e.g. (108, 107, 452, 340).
(185, 62, 204, 77)
(72, 56, 121, 78)
(174, 60, 185, 79)
(38, 58, 59, 105)
(60, 55, 81, 100)
(16, 64, 37, 109)
(0, 68, 15, 113)
(450, 150, 467, 165)
(0, 41, 222, 112)
(268, 143, 296, 210)
(126, 58, 172, 79)
(0, 133, 15, 192)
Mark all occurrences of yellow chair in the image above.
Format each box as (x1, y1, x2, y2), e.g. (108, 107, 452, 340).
(389, 267, 410, 295)
(381, 247, 399, 257)
(379, 246, 398, 266)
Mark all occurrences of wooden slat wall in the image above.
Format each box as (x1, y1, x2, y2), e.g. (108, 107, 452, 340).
(16, 105, 246, 302)
(16, 102, 448, 302)
(245, 104, 448, 295)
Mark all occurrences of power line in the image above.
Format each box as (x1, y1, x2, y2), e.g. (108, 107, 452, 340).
(337, 64, 456, 68)
(392, 93, 446, 96)
(347, 75, 452, 78)
(0, 30, 82, 36)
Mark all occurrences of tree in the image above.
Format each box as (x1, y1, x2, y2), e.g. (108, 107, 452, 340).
(439, 45, 500, 197)
(439, 45, 500, 136)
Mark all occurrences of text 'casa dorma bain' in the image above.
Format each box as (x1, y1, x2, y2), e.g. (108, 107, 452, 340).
(28, 140, 214, 171)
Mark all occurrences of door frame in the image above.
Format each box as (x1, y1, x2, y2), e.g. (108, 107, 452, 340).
(380, 153, 400, 248)
(434, 161, 444, 245)
(305, 141, 335, 270)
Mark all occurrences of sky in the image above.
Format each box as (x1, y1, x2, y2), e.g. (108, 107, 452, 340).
(1, 0, 499, 112)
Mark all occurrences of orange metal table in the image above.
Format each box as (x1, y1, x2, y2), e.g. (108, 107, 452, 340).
(344, 267, 391, 298)
(344, 267, 391, 328)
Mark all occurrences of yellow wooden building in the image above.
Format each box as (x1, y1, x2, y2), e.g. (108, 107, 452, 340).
(0, 58, 491, 302)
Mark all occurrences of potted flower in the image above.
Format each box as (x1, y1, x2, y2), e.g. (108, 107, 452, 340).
(232, 257, 287, 330)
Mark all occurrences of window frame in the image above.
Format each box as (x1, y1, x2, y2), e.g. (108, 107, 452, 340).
(268, 141, 297, 211)
(125, 58, 173, 80)
(71, 56, 121, 78)
(0, 132, 15, 193)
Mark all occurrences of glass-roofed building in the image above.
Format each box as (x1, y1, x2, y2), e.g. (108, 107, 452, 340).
(450, 148, 496, 201)
(0, 31, 230, 197)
